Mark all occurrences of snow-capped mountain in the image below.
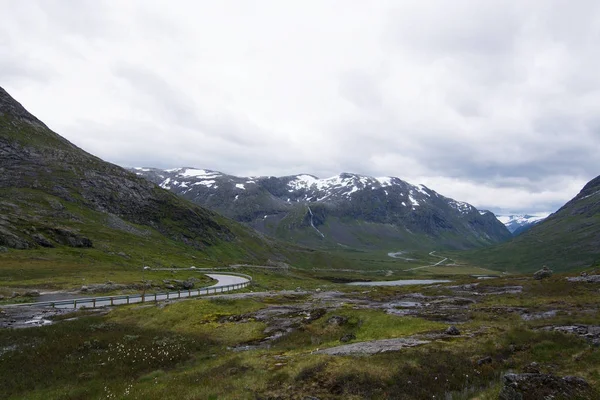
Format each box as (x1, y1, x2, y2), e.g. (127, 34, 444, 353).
(495, 214, 550, 235)
(130, 167, 512, 250)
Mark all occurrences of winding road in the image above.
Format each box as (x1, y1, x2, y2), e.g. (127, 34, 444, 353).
(5, 273, 252, 310)
(403, 251, 449, 271)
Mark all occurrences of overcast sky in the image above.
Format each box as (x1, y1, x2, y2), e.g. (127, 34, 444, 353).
(2, 0, 599, 215)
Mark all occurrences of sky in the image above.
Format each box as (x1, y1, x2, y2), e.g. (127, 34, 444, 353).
(2, 0, 599, 216)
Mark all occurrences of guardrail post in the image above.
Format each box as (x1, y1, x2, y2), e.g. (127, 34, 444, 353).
(142, 294, 145, 303)
(127, 296, 130, 304)
(51, 302, 55, 308)
(74, 300, 77, 309)
(178, 290, 180, 298)
(110, 297, 114, 306)
(154, 293, 157, 302)
(93, 299, 96, 308)
(167, 292, 169, 299)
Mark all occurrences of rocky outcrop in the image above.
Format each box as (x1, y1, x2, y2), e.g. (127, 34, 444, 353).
(315, 338, 429, 355)
(499, 373, 592, 400)
(533, 266, 553, 280)
(0, 86, 241, 251)
(567, 274, 600, 283)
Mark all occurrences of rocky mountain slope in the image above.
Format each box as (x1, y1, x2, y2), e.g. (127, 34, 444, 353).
(496, 214, 549, 236)
(131, 167, 512, 250)
(0, 87, 276, 267)
(469, 175, 600, 272)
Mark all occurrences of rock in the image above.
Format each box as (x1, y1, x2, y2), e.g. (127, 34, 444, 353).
(24, 290, 40, 297)
(182, 280, 194, 290)
(533, 266, 553, 280)
(31, 233, 54, 248)
(340, 333, 356, 342)
(567, 275, 600, 283)
(523, 362, 541, 374)
(316, 338, 429, 355)
(315, 288, 321, 293)
(477, 356, 492, 366)
(165, 284, 176, 290)
(499, 373, 591, 400)
(0, 295, 4, 301)
(10, 292, 20, 298)
(80, 285, 89, 292)
(327, 315, 348, 326)
(445, 325, 461, 335)
(0, 246, 7, 252)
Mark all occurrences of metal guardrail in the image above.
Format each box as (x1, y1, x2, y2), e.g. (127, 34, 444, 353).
(4, 273, 252, 309)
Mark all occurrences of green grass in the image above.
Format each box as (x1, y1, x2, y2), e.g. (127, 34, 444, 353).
(2, 270, 600, 399)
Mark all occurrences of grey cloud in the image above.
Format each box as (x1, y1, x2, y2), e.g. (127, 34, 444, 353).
(3, 0, 600, 215)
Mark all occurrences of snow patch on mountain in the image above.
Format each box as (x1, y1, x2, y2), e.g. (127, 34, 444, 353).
(178, 168, 221, 178)
(193, 180, 216, 187)
(495, 213, 550, 234)
(449, 200, 474, 214)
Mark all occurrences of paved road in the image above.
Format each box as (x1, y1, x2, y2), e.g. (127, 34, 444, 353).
(206, 274, 248, 287)
(403, 251, 449, 271)
(5, 273, 251, 310)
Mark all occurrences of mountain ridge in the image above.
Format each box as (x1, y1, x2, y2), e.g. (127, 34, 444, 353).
(131, 166, 512, 250)
(0, 86, 274, 263)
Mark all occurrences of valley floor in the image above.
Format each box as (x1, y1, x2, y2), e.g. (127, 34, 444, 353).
(1, 269, 600, 399)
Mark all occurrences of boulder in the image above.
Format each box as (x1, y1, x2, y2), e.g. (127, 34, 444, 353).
(182, 280, 195, 290)
(522, 362, 541, 374)
(499, 373, 592, 400)
(327, 315, 348, 326)
(533, 266, 553, 280)
(340, 333, 356, 343)
(445, 325, 461, 335)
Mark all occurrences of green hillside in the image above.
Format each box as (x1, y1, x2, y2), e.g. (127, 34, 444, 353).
(464, 175, 600, 272)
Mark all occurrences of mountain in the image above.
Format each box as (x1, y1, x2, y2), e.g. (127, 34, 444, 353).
(468, 175, 600, 272)
(0, 86, 277, 268)
(130, 167, 512, 250)
(496, 214, 549, 235)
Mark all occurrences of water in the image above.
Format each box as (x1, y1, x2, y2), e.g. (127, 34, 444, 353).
(347, 279, 451, 286)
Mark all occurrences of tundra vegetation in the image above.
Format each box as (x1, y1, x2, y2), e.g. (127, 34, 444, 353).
(1, 261, 600, 399)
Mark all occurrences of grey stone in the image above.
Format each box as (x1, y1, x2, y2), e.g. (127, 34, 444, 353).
(445, 325, 461, 335)
(316, 337, 429, 355)
(340, 333, 356, 343)
(567, 274, 600, 283)
(533, 266, 553, 280)
(31, 233, 54, 248)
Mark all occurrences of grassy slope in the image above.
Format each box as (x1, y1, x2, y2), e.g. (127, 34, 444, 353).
(0, 92, 365, 290)
(2, 271, 600, 399)
(461, 180, 600, 273)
